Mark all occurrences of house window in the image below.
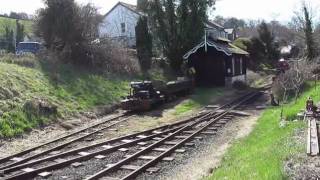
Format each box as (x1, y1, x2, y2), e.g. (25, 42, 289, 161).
(121, 23, 126, 33)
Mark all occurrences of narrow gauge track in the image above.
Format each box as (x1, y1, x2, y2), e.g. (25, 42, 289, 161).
(1, 89, 263, 180)
(0, 113, 131, 170)
(85, 91, 259, 180)
(0, 88, 253, 174)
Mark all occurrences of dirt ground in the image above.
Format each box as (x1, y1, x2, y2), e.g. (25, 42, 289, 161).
(284, 128, 320, 180)
(0, 88, 238, 158)
(285, 154, 320, 179)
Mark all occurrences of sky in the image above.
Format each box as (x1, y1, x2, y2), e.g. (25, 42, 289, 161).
(214, 0, 320, 23)
(0, 0, 319, 23)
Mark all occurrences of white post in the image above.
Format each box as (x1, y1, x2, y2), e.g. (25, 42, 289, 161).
(232, 57, 235, 76)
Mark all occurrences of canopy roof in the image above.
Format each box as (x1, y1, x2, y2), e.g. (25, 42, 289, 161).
(183, 39, 249, 60)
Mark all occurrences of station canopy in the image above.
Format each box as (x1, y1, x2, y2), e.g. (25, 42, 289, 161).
(183, 38, 249, 60)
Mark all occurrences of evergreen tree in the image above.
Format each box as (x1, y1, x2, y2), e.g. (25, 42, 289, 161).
(257, 22, 279, 65)
(137, 0, 149, 12)
(149, 0, 214, 73)
(5, 26, 15, 53)
(36, 0, 101, 65)
(16, 19, 25, 45)
(135, 16, 153, 73)
(303, 6, 316, 60)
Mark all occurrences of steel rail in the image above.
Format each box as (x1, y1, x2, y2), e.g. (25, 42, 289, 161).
(1, 110, 223, 175)
(0, 116, 132, 170)
(1, 90, 252, 171)
(86, 91, 260, 180)
(2, 91, 246, 180)
(0, 113, 128, 165)
(2, 125, 195, 180)
(1, 90, 261, 179)
(121, 91, 260, 180)
(1, 108, 227, 179)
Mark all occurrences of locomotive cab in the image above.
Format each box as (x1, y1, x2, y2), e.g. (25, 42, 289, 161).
(121, 81, 164, 111)
(129, 81, 161, 99)
(121, 78, 193, 111)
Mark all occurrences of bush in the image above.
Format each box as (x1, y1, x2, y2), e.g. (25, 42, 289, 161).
(87, 42, 140, 75)
(36, 0, 102, 66)
(23, 98, 58, 118)
(272, 59, 314, 102)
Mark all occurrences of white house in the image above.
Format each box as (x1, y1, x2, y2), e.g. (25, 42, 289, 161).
(205, 21, 237, 41)
(205, 21, 228, 40)
(99, 2, 143, 47)
(224, 28, 237, 41)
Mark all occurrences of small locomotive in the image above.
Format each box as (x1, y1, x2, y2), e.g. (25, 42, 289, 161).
(121, 78, 193, 111)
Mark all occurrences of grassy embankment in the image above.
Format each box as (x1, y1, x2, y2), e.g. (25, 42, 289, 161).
(206, 83, 320, 179)
(0, 16, 33, 35)
(0, 54, 227, 138)
(0, 54, 130, 138)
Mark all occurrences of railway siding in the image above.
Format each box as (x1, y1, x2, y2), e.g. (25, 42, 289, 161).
(1, 89, 265, 180)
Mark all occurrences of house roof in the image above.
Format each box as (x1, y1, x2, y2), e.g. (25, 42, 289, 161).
(104, 1, 143, 17)
(217, 37, 231, 43)
(205, 21, 225, 30)
(183, 39, 249, 59)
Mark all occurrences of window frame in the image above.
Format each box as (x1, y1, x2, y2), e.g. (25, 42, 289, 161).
(121, 22, 126, 33)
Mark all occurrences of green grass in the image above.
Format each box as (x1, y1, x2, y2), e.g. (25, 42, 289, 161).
(173, 88, 224, 115)
(206, 83, 320, 180)
(0, 57, 131, 138)
(0, 17, 33, 35)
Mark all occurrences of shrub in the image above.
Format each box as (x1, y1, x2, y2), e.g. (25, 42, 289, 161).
(87, 41, 140, 75)
(23, 98, 58, 118)
(36, 0, 102, 66)
(272, 59, 315, 102)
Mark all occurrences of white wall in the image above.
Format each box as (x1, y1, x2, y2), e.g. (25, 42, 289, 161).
(99, 5, 140, 47)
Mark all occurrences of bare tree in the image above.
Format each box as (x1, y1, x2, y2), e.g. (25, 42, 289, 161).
(36, 0, 102, 65)
(273, 59, 313, 102)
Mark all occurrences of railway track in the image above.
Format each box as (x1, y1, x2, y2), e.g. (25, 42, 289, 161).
(0, 113, 131, 170)
(86, 91, 258, 180)
(0, 89, 264, 180)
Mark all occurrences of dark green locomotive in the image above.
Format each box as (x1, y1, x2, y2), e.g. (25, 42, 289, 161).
(121, 79, 193, 111)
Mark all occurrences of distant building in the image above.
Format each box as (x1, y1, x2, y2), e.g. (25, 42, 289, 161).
(99, 2, 143, 47)
(183, 21, 249, 87)
(225, 28, 237, 41)
(205, 21, 229, 39)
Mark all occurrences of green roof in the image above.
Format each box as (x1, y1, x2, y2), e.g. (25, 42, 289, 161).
(228, 43, 249, 55)
(183, 39, 249, 59)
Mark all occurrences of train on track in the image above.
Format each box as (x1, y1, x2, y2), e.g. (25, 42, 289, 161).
(121, 78, 194, 111)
